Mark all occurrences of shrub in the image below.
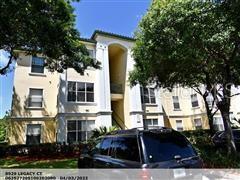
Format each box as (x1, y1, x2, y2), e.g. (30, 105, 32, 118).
(91, 126, 119, 139)
(0, 119, 8, 142)
(5, 143, 85, 157)
(182, 129, 240, 168)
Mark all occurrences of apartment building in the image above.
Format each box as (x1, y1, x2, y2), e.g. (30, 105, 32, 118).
(161, 86, 240, 132)
(9, 30, 164, 145)
(8, 30, 240, 145)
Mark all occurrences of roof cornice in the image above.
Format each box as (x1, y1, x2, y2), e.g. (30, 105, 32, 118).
(91, 30, 135, 42)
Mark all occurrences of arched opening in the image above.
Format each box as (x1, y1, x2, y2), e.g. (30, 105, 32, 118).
(108, 44, 127, 129)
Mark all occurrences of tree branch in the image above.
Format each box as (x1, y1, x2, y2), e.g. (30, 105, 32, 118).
(0, 51, 14, 75)
(230, 93, 240, 97)
(211, 107, 219, 117)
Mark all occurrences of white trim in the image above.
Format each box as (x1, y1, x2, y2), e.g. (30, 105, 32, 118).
(191, 93, 199, 108)
(176, 120, 184, 131)
(25, 123, 42, 144)
(107, 41, 129, 51)
(29, 55, 45, 75)
(65, 119, 95, 144)
(29, 73, 46, 77)
(65, 81, 95, 104)
(28, 88, 44, 108)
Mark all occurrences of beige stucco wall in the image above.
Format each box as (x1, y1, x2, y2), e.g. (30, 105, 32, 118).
(161, 87, 210, 130)
(59, 68, 98, 114)
(166, 115, 209, 131)
(11, 52, 59, 118)
(8, 119, 56, 145)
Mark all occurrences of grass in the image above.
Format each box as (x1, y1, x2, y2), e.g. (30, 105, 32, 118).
(0, 157, 77, 168)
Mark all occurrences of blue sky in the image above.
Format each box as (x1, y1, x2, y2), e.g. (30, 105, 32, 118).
(0, 0, 151, 118)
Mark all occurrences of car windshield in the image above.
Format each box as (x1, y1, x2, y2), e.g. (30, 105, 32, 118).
(142, 131, 196, 163)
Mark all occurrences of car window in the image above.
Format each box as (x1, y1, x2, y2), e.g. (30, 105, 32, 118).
(142, 131, 196, 163)
(112, 136, 140, 162)
(99, 137, 112, 156)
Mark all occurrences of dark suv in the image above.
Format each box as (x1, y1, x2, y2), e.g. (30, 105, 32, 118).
(78, 127, 202, 168)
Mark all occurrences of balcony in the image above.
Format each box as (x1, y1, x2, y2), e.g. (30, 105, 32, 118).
(110, 83, 123, 101)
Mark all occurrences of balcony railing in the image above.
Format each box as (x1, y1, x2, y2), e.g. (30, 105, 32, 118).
(110, 83, 123, 94)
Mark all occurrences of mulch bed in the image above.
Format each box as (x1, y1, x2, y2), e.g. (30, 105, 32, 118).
(6, 154, 79, 162)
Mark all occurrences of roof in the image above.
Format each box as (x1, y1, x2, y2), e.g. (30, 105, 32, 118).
(79, 38, 96, 44)
(91, 30, 135, 42)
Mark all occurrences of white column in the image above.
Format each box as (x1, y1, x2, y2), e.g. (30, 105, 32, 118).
(155, 88, 164, 126)
(95, 42, 111, 112)
(127, 50, 144, 128)
(96, 115, 112, 128)
(56, 115, 67, 143)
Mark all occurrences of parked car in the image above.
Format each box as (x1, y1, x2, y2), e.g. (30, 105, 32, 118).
(78, 127, 202, 169)
(212, 129, 240, 150)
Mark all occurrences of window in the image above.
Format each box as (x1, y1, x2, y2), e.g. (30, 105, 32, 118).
(67, 81, 94, 102)
(142, 131, 196, 163)
(67, 120, 95, 144)
(140, 87, 156, 104)
(143, 119, 158, 129)
(172, 96, 180, 110)
(176, 120, 183, 131)
(194, 118, 202, 130)
(206, 95, 213, 108)
(31, 56, 44, 73)
(112, 136, 140, 162)
(87, 49, 94, 58)
(191, 94, 199, 107)
(28, 89, 43, 107)
(26, 124, 41, 145)
(99, 138, 112, 156)
(213, 117, 224, 131)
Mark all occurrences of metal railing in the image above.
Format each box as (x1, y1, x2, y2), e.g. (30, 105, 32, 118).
(112, 111, 128, 130)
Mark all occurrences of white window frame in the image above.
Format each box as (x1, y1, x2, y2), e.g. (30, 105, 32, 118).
(206, 95, 214, 108)
(213, 117, 224, 131)
(172, 96, 180, 110)
(143, 119, 159, 128)
(191, 94, 199, 108)
(67, 81, 94, 103)
(30, 56, 45, 74)
(194, 118, 202, 130)
(140, 87, 156, 104)
(25, 124, 42, 145)
(87, 49, 95, 58)
(28, 88, 44, 108)
(66, 120, 95, 144)
(176, 120, 183, 131)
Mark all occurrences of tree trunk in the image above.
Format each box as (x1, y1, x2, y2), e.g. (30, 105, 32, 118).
(220, 110, 237, 155)
(202, 94, 215, 135)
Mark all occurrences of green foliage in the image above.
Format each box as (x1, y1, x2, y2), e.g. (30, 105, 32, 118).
(182, 130, 240, 168)
(182, 129, 213, 147)
(130, 0, 240, 153)
(0, 0, 100, 75)
(130, 0, 240, 87)
(91, 126, 119, 139)
(0, 112, 10, 142)
(0, 119, 7, 142)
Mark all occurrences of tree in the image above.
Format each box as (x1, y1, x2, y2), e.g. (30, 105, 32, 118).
(130, 0, 240, 154)
(0, 111, 10, 142)
(91, 126, 119, 139)
(0, 0, 100, 75)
